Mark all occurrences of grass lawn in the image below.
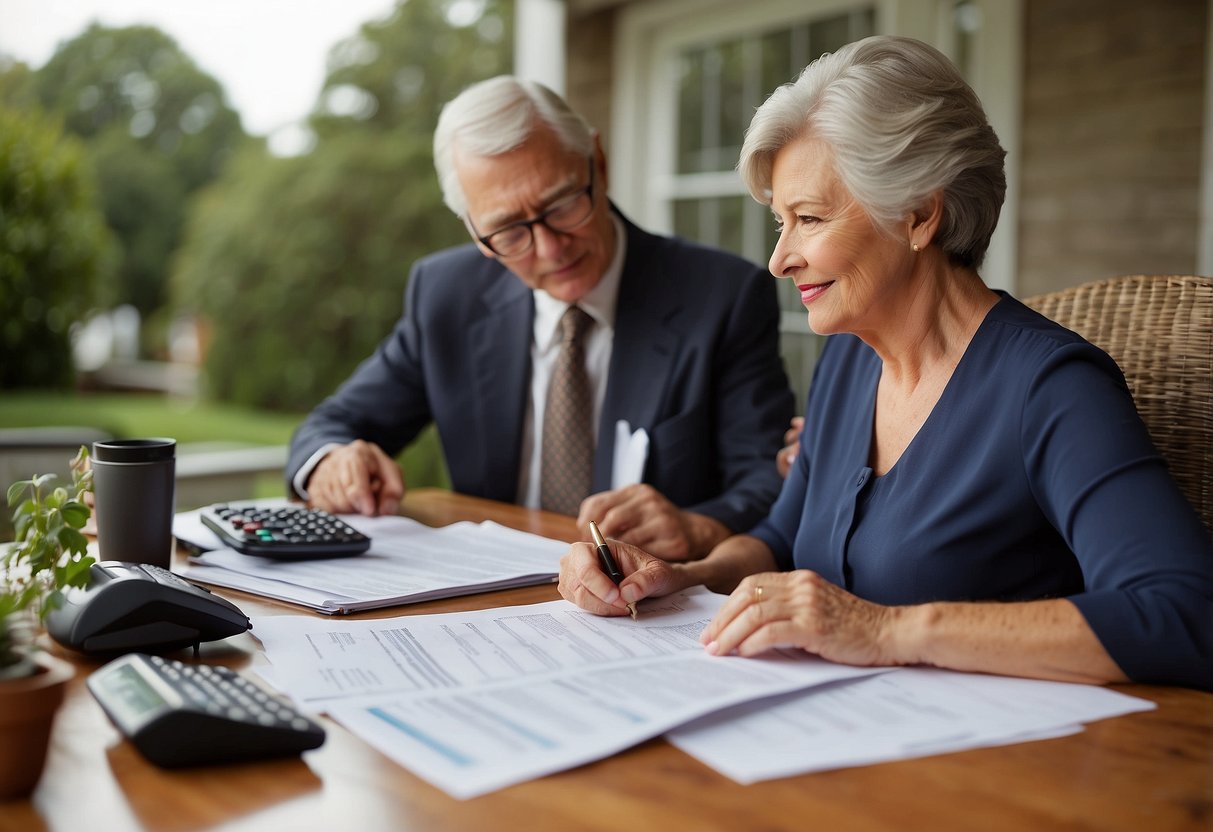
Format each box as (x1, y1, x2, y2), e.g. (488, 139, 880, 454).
(0, 390, 450, 492)
(0, 391, 301, 445)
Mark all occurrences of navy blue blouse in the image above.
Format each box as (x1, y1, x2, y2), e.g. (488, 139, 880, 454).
(750, 294, 1213, 690)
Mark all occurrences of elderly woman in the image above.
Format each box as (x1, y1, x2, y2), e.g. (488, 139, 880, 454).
(558, 35, 1213, 690)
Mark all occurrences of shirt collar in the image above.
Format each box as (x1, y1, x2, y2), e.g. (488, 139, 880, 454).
(533, 214, 626, 350)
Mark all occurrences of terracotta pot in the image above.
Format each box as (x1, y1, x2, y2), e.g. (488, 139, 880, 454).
(0, 652, 75, 800)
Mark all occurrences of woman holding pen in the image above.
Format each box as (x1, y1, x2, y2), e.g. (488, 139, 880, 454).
(557, 35, 1213, 691)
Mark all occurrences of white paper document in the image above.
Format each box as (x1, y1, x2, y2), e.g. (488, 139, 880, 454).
(252, 589, 882, 798)
(611, 420, 649, 489)
(175, 507, 568, 613)
(666, 666, 1155, 784)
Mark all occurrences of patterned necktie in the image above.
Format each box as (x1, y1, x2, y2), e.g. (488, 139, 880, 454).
(540, 306, 595, 515)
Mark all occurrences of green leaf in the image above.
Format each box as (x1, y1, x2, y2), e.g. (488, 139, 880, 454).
(6, 479, 32, 507)
(60, 502, 90, 529)
(57, 527, 89, 556)
(28, 537, 53, 573)
(32, 473, 58, 490)
(11, 498, 36, 525)
(45, 512, 64, 540)
(48, 487, 67, 509)
(41, 589, 66, 618)
(62, 556, 95, 588)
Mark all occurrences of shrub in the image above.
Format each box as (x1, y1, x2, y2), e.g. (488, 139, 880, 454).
(171, 133, 464, 412)
(0, 107, 115, 389)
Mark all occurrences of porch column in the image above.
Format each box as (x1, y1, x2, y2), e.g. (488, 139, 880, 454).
(514, 0, 566, 94)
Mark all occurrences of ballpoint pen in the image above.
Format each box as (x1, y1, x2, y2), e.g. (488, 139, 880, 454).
(589, 521, 637, 619)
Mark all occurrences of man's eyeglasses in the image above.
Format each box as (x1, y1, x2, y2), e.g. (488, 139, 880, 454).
(467, 158, 596, 258)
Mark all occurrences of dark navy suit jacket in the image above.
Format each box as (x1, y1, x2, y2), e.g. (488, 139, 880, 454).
(287, 212, 795, 533)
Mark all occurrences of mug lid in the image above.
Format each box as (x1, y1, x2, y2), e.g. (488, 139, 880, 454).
(92, 438, 176, 462)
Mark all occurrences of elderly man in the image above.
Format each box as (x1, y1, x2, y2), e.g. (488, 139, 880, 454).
(286, 76, 793, 560)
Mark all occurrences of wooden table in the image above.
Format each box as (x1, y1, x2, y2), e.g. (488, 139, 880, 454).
(7, 489, 1212, 831)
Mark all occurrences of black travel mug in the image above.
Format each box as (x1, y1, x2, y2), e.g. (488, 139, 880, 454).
(91, 438, 177, 568)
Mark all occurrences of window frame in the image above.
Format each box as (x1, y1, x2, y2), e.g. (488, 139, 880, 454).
(610, 0, 1022, 293)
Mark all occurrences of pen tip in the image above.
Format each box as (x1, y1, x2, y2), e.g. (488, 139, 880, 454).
(627, 602, 638, 620)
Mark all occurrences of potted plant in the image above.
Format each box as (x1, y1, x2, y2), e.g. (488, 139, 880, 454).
(0, 446, 95, 800)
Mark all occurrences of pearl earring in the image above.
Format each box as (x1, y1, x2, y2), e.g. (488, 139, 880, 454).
(911, 243, 921, 253)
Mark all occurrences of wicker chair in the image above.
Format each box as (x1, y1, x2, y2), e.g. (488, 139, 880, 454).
(1022, 274, 1213, 537)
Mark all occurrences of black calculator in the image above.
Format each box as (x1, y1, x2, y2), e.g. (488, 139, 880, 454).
(200, 503, 371, 559)
(87, 653, 325, 768)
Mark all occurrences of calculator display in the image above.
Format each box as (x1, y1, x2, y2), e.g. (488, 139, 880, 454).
(98, 664, 168, 722)
(87, 653, 326, 767)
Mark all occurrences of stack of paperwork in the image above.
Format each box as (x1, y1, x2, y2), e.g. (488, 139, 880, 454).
(249, 588, 1154, 799)
(173, 505, 566, 614)
(173, 503, 1156, 799)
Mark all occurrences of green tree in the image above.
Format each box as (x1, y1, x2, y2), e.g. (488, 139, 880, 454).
(172, 0, 513, 411)
(32, 24, 245, 323)
(0, 106, 116, 389)
(173, 131, 462, 411)
(0, 58, 39, 111)
(34, 24, 243, 189)
(312, 0, 514, 137)
(88, 125, 186, 324)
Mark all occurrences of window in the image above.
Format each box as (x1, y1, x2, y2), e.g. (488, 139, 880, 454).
(667, 10, 875, 401)
(612, 0, 1020, 409)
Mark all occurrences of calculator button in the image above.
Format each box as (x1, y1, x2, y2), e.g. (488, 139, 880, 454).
(201, 503, 371, 559)
(87, 653, 326, 768)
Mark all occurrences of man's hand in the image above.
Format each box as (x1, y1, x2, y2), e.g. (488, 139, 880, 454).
(576, 484, 729, 561)
(776, 416, 804, 478)
(305, 440, 404, 516)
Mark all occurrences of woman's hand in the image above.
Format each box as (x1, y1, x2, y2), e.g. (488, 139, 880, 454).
(558, 538, 685, 616)
(700, 570, 901, 667)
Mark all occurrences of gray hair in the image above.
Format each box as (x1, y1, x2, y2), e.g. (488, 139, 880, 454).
(433, 76, 596, 217)
(739, 35, 1006, 268)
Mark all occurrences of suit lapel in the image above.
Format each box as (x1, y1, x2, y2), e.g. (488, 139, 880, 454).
(593, 221, 683, 492)
(469, 272, 533, 501)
